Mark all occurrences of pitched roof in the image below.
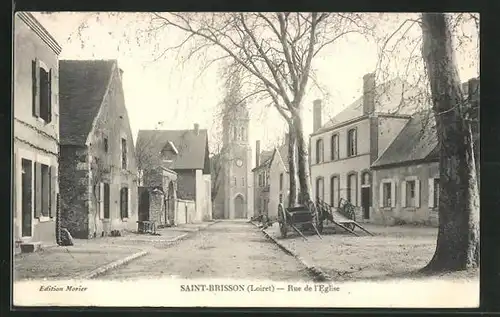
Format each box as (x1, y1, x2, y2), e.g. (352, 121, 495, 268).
(136, 129, 209, 170)
(371, 111, 438, 169)
(314, 78, 421, 135)
(59, 60, 117, 145)
(252, 149, 274, 171)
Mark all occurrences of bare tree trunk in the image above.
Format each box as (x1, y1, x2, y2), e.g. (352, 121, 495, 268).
(287, 124, 298, 208)
(421, 13, 480, 271)
(292, 111, 312, 205)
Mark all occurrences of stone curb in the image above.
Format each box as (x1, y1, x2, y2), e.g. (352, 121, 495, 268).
(250, 221, 332, 282)
(77, 250, 150, 280)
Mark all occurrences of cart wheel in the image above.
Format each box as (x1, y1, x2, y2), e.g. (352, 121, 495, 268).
(278, 204, 287, 238)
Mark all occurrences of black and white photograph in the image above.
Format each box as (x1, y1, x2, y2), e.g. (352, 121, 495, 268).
(12, 11, 479, 307)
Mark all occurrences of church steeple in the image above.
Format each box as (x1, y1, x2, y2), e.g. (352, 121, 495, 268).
(218, 64, 253, 220)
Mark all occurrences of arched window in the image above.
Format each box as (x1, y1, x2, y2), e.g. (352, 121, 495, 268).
(331, 134, 339, 160)
(346, 173, 358, 206)
(330, 175, 339, 207)
(347, 128, 357, 157)
(316, 177, 324, 201)
(315, 138, 324, 164)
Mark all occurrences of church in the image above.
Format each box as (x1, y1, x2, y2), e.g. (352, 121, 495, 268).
(212, 98, 254, 220)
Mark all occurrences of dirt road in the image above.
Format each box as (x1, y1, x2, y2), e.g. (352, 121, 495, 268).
(99, 220, 311, 281)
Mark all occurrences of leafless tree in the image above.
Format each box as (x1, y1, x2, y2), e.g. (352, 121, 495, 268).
(144, 12, 374, 206)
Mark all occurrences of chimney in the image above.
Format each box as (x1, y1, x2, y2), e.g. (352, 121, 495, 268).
(363, 72, 376, 115)
(313, 99, 322, 133)
(194, 123, 199, 135)
(256, 140, 261, 167)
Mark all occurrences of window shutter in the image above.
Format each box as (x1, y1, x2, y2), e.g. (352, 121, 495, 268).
(47, 69, 52, 123)
(401, 180, 407, 208)
(415, 180, 421, 208)
(428, 178, 435, 208)
(49, 165, 56, 218)
(379, 183, 384, 207)
(390, 180, 396, 207)
(34, 162, 42, 218)
(32, 59, 40, 117)
(99, 182, 104, 219)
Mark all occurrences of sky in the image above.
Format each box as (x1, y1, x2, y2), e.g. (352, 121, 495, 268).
(30, 12, 479, 162)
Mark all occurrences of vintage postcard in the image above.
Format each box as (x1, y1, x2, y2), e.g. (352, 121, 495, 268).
(12, 11, 479, 308)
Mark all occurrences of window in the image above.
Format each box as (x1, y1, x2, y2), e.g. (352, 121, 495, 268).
(347, 128, 357, 157)
(279, 173, 284, 191)
(103, 183, 110, 219)
(347, 173, 357, 205)
(428, 178, 440, 209)
(279, 194, 283, 204)
(379, 180, 395, 208)
(34, 162, 53, 218)
(433, 178, 440, 208)
(316, 177, 324, 201)
(406, 180, 416, 207)
(32, 59, 52, 123)
(121, 138, 127, 169)
(330, 176, 339, 207)
(382, 182, 392, 207)
(233, 127, 237, 140)
(315, 139, 324, 164)
(233, 177, 237, 186)
(242, 177, 245, 187)
(104, 137, 109, 153)
(331, 134, 339, 160)
(258, 173, 262, 187)
(120, 187, 129, 219)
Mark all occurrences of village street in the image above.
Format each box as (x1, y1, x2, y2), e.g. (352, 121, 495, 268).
(99, 220, 312, 282)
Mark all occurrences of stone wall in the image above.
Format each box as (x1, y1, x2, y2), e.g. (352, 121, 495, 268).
(59, 145, 90, 238)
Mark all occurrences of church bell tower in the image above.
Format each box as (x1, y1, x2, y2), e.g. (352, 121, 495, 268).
(221, 100, 253, 219)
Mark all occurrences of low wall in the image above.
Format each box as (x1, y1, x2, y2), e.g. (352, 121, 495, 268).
(175, 199, 196, 225)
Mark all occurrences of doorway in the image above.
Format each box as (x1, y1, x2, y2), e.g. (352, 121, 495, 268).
(21, 159, 32, 237)
(138, 187, 150, 221)
(234, 195, 246, 219)
(167, 181, 175, 224)
(361, 187, 370, 219)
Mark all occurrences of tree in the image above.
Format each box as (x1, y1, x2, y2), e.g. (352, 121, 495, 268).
(147, 12, 373, 205)
(420, 13, 479, 271)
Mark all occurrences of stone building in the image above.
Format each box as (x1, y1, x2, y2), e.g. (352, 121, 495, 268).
(251, 141, 273, 218)
(371, 78, 480, 226)
(13, 12, 62, 251)
(58, 59, 138, 238)
(309, 73, 419, 222)
(135, 125, 212, 223)
(267, 135, 292, 221)
(212, 99, 253, 219)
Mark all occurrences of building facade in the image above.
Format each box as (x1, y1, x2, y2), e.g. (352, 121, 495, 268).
(213, 101, 253, 219)
(268, 138, 290, 221)
(135, 125, 212, 223)
(370, 78, 480, 226)
(309, 74, 419, 222)
(251, 140, 273, 218)
(59, 60, 138, 238)
(13, 12, 62, 250)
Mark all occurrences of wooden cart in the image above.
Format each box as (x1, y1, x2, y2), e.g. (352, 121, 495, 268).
(277, 200, 322, 239)
(315, 198, 373, 236)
